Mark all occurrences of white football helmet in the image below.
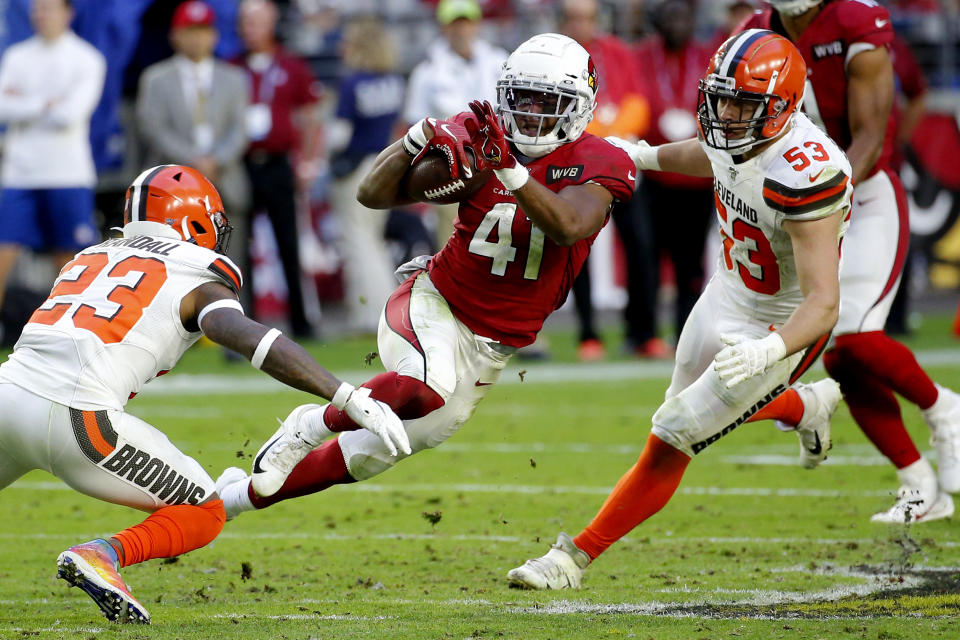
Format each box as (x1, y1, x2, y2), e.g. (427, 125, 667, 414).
(767, 0, 822, 17)
(496, 33, 597, 158)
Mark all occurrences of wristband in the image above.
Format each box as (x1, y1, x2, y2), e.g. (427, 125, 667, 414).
(635, 143, 662, 171)
(402, 118, 428, 158)
(250, 327, 282, 370)
(762, 332, 787, 362)
(494, 164, 530, 191)
(197, 298, 243, 331)
(331, 381, 356, 410)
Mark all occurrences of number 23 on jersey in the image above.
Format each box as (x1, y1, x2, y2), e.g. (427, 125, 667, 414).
(29, 253, 168, 344)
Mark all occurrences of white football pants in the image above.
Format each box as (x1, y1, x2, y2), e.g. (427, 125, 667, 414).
(0, 382, 215, 511)
(834, 169, 908, 335)
(338, 272, 516, 480)
(651, 277, 815, 457)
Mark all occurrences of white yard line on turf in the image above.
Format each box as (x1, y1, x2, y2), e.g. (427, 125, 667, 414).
(7, 479, 897, 498)
(136, 348, 960, 396)
(2, 531, 955, 548)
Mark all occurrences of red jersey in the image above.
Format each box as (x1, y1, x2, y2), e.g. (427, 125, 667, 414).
(744, 0, 896, 177)
(234, 47, 322, 155)
(634, 35, 714, 189)
(428, 118, 635, 348)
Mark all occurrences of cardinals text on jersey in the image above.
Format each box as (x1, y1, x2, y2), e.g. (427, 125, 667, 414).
(0, 236, 242, 411)
(701, 112, 853, 321)
(426, 113, 636, 347)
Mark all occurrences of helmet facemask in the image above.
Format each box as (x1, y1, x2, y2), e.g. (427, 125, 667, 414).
(497, 83, 583, 158)
(697, 73, 790, 154)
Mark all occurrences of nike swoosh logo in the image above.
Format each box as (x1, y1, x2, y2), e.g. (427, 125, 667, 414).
(808, 168, 825, 183)
(875, 18, 889, 28)
(806, 431, 822, 456)
(628, 171, 635, 181)
(475, 380, 493, 387)
(439, 123, 472, 178)
(252, 436, 281, 474)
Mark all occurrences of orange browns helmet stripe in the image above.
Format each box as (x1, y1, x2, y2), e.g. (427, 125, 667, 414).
(699, 29, 807, 153)
(123, 165, 232, 253)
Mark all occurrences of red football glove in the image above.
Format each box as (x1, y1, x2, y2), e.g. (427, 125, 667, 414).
(465, 100, 517, 170)
(415, 117, 475, 180)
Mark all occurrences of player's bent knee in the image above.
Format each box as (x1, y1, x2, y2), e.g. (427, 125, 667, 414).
(193, 499, 227, 548)
(651, 396, 697, 457)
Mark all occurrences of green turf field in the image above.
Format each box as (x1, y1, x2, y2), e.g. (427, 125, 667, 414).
(2, 315, 959, 639)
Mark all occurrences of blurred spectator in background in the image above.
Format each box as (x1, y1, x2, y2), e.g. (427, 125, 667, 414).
(327, 17, 405, 334)
(634, 0, 713, 344)
(708, 0, 757, 51)
(559, 0, 663, 361)
(403, 0, 507, 247)
(236, 0, 321, 338)
(0, 0, 105, 314)
(136, 0, 250, 300)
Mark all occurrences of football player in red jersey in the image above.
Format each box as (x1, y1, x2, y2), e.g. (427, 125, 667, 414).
(217, 34, 636, 519)
(739, 0, 960, 523)
(0, 166, 407, 623)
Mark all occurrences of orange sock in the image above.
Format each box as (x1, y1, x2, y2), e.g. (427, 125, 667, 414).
(746, 388, 804, 426)
(112, 499, 226, 567)
(573, 434, 690, 560)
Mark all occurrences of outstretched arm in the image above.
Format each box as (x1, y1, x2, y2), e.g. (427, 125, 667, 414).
(181, 282, 341, 398)
(607, 136, 714, 178)
(180, 281, 410, 455)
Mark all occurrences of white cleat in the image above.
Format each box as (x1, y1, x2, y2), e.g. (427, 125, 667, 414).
(870, 489, 954, 524)
(793, 379, 840, 469)
(507, 533, 590, 590)
(215, 466, 252, 521)
(923, 384, 960, 494)
(251, 404, 326, 497)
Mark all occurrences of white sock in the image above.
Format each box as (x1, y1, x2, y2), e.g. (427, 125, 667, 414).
(220, 478, 255, 520)
(296, 405, 334, 447)
(896, 457, 937, 499)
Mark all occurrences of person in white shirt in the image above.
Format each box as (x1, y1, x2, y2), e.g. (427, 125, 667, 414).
(402, 0, 507, 246)
(0, 0, 106, 312)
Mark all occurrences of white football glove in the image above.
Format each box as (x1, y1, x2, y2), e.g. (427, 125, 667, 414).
(333, 383, 411, 456)
(713, 333, 787, 388)
(605, 136, 661, 171)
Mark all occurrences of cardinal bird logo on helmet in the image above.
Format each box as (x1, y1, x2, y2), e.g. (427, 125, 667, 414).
(586, 56, 598, 94)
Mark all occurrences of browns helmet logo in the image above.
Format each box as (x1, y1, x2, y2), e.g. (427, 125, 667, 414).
(586, 56, 598, 94)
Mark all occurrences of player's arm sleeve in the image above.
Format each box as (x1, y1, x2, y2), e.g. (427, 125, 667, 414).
(581, 143, 637, 202)
(212, 69, 250, 165)
(206, 255, 244, 296)
(762, 167, 851, 222)
(842, 3, 894, 67)
(45, 48, 106, 128)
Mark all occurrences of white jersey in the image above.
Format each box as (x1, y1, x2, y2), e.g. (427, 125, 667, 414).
(701, 113, 852, 324)
(0, 235, 242, 411)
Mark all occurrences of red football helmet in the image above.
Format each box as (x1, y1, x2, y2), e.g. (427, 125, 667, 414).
(122, 165, 232, 252)
(697, 29, 807, 154)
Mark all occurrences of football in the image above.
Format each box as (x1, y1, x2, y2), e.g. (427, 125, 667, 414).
(401, 148, 491, 205)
